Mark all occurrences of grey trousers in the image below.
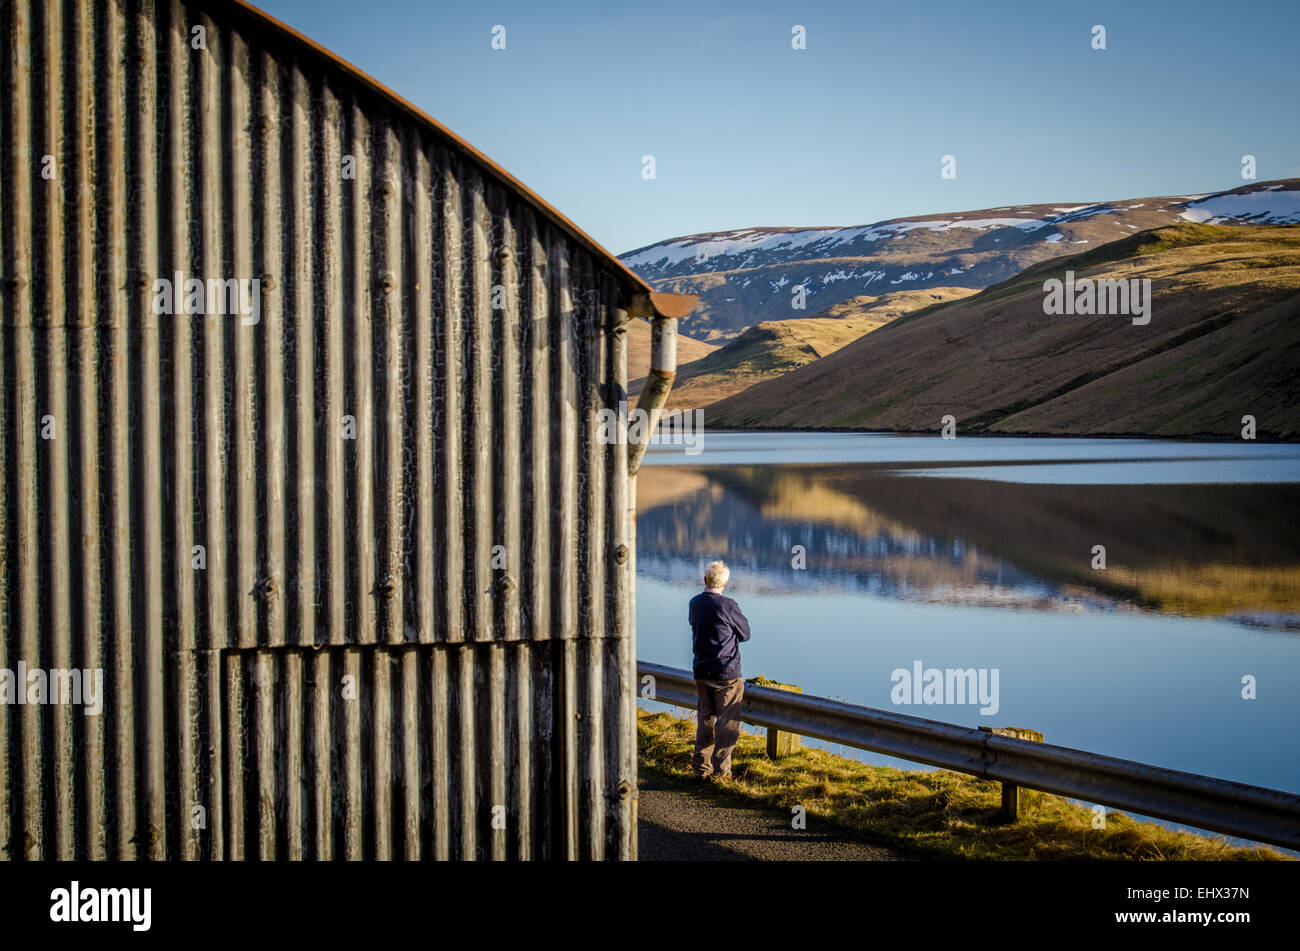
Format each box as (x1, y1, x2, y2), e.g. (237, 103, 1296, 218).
(693, 677, 744, 777)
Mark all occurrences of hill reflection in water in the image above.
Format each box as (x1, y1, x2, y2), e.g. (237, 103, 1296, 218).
(636, 463, 1300, 625)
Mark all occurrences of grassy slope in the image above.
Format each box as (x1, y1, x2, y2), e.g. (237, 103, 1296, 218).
(639, 710, 1287, 860)
(632, 288, 975, 411)
(706, 224, 1300, 439)
(810, 286, 977, 322)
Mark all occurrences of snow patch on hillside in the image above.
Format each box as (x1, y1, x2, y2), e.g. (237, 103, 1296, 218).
(1179, 188, 1300, 225)
(622, 216, 1054, 269)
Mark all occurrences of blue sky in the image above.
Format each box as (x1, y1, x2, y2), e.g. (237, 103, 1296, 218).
(256, 0, 1300, 256)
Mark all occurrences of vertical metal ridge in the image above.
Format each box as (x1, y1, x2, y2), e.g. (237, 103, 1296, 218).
(493, 195, 521, 643)
(437, 148, 464, 644)
(128, 0, 166, 860)
(609, 282, 636, 861)
(98, 0, 137, 861)
(376, 123, 404, 647)
(282, 651, 302, 859)
(287, 64, 312, 654)
(310, 649, 331, 859)
(41, 0, 75, 861)
(289, 62, 314, 651)
(195, 7, 227, 863)
(467, 172, 493, 646)
(597, 268, 617, 859)
(454, 645, 475, 858)
(230, 30, 256, 654)
(612, 626, 636, 858)
(0, 0, 13, 864)
(552, 242, 578, 643)
(409, 135, 435, 644)
(557, 639, 578, 858)
(371, 644, 392, 858)
(8, 0, 39, 864)
(524, 215, 550, 642)
(223, 651, 244, 858)
(257, 47, 287, 652)
(341, 647, 362, 858)
(197, 6, 225, 657)
(0, 333, 7, 860)
(429, 646, 449, 859)
(320, 79, 345, 650)
(552, 240, 582, 857)
(162, 0, 198, 863)
(399, 650, 419, 858)
(485, 643, 505, 859)
(509, 644, 532, 858)
(579, 638, 602, 860)
(347, 101, 376, 648)
(254, 651, 274, 858)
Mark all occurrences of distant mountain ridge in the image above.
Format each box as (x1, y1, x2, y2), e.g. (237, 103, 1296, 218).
(619, 179, 1300, 340)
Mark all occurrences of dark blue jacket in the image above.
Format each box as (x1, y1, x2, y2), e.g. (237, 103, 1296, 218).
(689, 590, 751, 681)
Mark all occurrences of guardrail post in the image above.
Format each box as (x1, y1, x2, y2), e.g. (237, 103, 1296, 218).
(749, 677, 803, 758)
(980, 726, 1044, 821)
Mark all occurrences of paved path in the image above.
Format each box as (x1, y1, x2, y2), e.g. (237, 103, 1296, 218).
(637, 773, 908, 861)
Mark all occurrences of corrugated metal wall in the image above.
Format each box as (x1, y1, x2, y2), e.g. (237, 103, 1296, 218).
(0, 0, 638, 859)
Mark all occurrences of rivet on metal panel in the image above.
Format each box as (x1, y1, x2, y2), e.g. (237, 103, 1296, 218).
(262, 273, 276, 291)
(381, 272, 395, 293)
(250, 577, 275, 599)
(494, 575, 516, 597)
(614, 544, 629, 566)
(376, 579, 396, 599)
(495, 247, 512, 263)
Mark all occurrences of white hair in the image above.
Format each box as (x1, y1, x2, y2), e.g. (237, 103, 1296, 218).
(704, 560, 730, 590)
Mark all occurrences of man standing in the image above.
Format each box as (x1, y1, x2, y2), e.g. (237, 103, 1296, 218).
(688, 560, 751, 781)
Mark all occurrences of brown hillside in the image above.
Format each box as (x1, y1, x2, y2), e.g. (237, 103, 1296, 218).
(707, 224, 1300, 440)
(632, 288, 975, 411)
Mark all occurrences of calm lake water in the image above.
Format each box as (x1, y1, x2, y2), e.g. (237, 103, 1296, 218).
(634, 433, 1300, 819)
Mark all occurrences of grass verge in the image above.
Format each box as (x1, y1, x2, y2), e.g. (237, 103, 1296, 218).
(638, 709, 1289, 860)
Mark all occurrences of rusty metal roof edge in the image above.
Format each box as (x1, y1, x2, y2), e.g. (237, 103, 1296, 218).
(226, 0, 658, 297)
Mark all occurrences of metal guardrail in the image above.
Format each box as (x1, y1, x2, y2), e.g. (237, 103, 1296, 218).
(637, 661, 1300, 851)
